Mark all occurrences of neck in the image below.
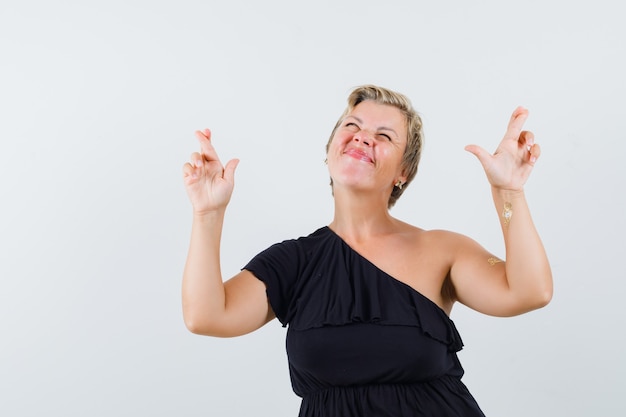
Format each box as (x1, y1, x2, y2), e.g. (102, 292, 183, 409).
(329, 187, 397, 243)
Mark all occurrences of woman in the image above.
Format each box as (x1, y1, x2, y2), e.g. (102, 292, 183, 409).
(181, 85, 552, 416)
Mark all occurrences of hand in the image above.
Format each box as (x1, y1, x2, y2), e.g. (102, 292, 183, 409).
(465, 106, 541, 191)
(182, 129, 239, 215)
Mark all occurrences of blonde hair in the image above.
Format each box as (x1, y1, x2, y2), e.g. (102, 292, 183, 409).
(326, 85, 424, 208)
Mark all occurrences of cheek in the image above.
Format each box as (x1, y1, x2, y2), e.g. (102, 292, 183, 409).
(376, 147, 394, 161)
(379, 148, 405, 172)
(327, 134, 348, 154)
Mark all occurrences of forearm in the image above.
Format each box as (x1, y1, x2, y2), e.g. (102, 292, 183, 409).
(182, 210, 228, 333)
(492, 187, 553, 308)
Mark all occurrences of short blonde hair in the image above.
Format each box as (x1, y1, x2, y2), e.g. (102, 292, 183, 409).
(326, 85, 424, 208)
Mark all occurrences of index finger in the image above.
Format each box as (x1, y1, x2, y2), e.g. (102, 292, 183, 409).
(503, 106, 529, 142)
(195, 129, 221, 163)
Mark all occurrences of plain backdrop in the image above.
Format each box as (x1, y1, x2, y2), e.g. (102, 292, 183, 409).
(1, 1, 624, 416)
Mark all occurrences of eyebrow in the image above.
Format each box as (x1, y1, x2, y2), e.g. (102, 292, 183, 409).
(344, 115, 399, 138)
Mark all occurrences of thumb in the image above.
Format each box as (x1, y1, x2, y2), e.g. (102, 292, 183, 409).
(464, 144, 492, 170)
(223, 158, 240, 182)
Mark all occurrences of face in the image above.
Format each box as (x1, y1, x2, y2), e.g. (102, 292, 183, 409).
(326, 100, 408, 196)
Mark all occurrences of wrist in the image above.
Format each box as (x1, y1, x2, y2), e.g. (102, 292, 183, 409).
(491, 186, 525, 201)
(491, 187, 527, 228)
(192, 208, 226, 223)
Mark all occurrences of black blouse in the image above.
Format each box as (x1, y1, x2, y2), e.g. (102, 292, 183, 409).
(244, 226, 485, 417)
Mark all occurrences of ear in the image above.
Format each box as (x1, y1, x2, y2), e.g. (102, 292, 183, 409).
(397, 166, 408, 185)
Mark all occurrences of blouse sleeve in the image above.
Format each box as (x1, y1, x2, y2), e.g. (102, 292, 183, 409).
(243, 239, 302, 326)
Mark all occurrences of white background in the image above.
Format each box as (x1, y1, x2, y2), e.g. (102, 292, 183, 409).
(1, 1, 624, 416)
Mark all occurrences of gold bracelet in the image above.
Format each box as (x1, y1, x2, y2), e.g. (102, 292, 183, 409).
(502, 202, 513, 226)
(487, 257, 503, 266)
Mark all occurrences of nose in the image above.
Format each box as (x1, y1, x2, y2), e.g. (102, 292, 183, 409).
(353, 130, 373, 146)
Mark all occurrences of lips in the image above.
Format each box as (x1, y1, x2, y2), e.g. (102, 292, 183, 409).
(344, 148, 374, 163)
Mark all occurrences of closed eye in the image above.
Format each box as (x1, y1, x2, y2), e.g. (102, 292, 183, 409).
(378, 133, 392, 141)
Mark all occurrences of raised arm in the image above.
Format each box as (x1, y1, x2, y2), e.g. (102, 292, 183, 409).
(182, 129, 274, 337)
(451, 107, 553, 317)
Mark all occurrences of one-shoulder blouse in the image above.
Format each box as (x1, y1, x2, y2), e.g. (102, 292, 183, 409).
(244, 226, 485, 417)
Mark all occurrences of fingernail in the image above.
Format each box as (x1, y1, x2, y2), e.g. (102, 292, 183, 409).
(195, 160, 202, 167)
(530, 156, 537, 163)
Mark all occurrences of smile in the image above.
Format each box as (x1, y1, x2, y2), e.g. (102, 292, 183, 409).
(344, 148, 374, 163)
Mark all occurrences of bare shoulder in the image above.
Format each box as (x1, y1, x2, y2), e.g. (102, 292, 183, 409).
(401, 225, 476, 252)
(422, 228, 485, 252)
(421, 228, 469, 241)
(388, 223, 469, 313)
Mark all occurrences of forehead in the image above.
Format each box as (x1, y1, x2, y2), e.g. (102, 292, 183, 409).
(347, 100, 407, 133)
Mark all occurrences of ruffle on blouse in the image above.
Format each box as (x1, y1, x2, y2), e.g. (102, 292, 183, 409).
(280, 227, 464, 353)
